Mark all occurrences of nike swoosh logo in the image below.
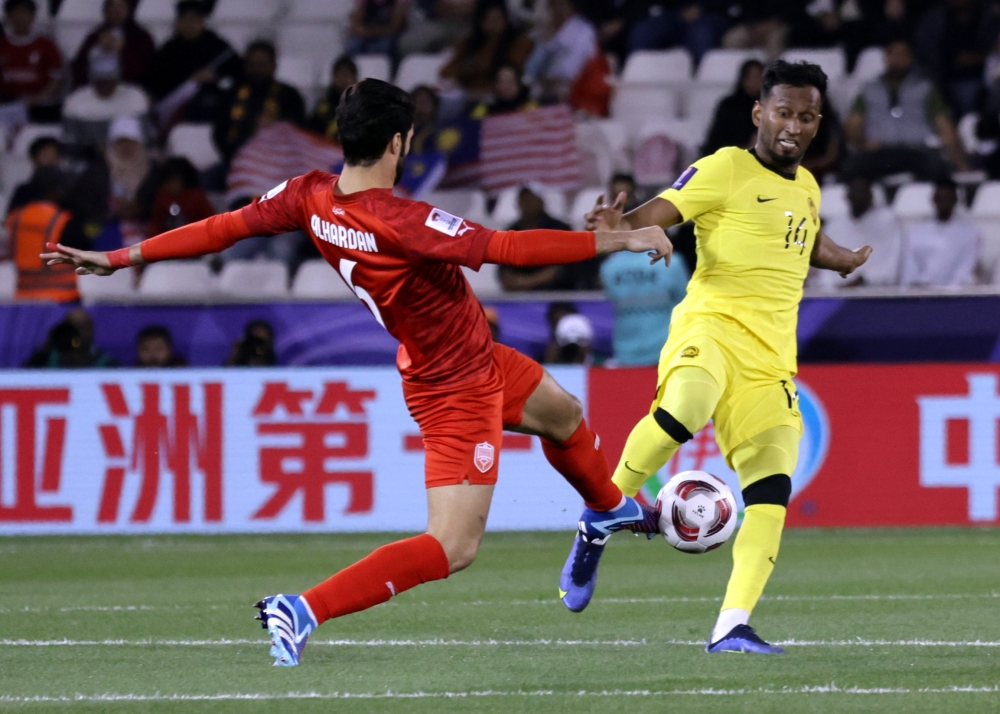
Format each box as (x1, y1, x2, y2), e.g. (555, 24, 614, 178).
(757, 196, 777, 203)
(558, 588, 568, 599)
(624, 461, 644, 474)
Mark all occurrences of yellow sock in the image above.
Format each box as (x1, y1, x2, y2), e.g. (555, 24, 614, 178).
(611, 414, 682, 497)
(720, 503, 786, 613)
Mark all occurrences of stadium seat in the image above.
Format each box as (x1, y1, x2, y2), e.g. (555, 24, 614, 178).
(611, 85, 679, 129)
(135, 0, 175, 25)
(423, 190, 489, 225)
(139, 261, 215, 298)
(686, 84, 728, 125)
(276, 56, 317, 97)
(576, 119, 630, 189)
(781, 48, 846, 81)
(354, 55, 391, 82)
(971, 181, 1000, 215)
(218, 260, 288, 298)
(10, 124, 61, 157)
(635, 118, 702, 157)
(462, 264, 502, 298)
(212, 0, 280, 23)
(394, 53, 449, 91)
(212, 24, 262, 53)
(55, 25, 90, 57)
(1, 155, 32, 193)
(852, 47, 885, 83)
(56, 0, 102, 21)
(621, 49, 692, 83)
(279, 25, 345, 67)
(287, 0, 352, 23)
(0, 261, 14, 301)
(77, 269, 136, 303)
(818, 183, 850, 220)
(892, 182, 935, 220)
(166, 123, 222, 171)
(290, 259, 355, 299)
(695, 49, 762, 84)
(570, 188, 604, 230)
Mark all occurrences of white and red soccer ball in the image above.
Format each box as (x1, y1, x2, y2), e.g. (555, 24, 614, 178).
(655, 471, 737, 554)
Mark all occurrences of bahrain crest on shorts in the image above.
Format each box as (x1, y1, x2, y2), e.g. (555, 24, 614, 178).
(474, 442, 495, 473)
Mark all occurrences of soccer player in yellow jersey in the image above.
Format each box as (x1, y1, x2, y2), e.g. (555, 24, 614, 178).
(558, 61, 872, 653)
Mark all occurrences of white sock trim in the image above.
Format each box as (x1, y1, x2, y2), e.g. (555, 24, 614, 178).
(298, 594, 319, 628)
(711, 608, 749, 643)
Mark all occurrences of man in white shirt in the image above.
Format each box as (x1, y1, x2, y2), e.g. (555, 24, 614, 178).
(812, 177, 904, 289)
(63, 44, 148, 123)
(522, 0, 596, 98)
(900, 179, 980, 287)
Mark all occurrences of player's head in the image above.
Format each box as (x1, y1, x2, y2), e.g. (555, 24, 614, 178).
(336, 78, 414, 185)
(753, 60, 826, 170)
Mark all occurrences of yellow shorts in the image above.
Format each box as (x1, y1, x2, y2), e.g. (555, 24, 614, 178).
(654, 316, 803, 459)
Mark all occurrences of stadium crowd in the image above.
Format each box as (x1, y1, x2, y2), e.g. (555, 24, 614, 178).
(1, 0, 999, 317)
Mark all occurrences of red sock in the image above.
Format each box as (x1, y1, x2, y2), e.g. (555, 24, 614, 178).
(541, 419, 623, 511)
(302, 533, 450, 625)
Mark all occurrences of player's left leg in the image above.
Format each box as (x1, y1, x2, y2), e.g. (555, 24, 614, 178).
(706, 424, 799, 654)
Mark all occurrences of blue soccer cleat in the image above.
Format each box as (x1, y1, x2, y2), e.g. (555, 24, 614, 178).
(706, 624, 784, 654)
(559, 496, 654, 613)
(254, 594, 318, 666)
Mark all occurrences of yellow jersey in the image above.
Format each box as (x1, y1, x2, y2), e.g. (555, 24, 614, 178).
(659, 147, 821, 375)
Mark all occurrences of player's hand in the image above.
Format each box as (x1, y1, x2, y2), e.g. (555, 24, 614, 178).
(839, 245, 872, 278)
(624, 225, 673, 265)
(585, 191, 627, 231)
(40, 242, 117, 276)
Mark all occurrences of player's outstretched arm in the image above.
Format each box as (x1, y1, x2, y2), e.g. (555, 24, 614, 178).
(810, 231, 872, 278)
(594, 226, 672, 265)
(41, 211, 258, 275)
(483, 225, 672, 268)
(585, 192, 683, 232)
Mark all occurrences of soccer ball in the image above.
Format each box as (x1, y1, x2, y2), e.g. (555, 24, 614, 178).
(655, 471, 737, 554)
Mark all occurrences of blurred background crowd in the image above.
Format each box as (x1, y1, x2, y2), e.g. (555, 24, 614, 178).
(2, 0, 1000, 368)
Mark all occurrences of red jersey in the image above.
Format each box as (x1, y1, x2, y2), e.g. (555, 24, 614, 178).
(0, 33, 62, 101)
(242, 171, 496, 387)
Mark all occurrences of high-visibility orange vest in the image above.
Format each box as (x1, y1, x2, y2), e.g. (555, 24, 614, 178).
(7, 201, 79, 303)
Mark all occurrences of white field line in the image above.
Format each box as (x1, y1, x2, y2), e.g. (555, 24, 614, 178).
(3, 638, 1000, 648)
(1, 685, 999, 702)
(3, 592, 997, 615)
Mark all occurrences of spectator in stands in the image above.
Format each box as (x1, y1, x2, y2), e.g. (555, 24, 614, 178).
(4, 166, 88, 303)
(701, 58, 763, 156)
(347, 0, 409, 60)
(608, 171, 639, 212)
(625, 1, 727, 64)
(401, 0, 475, 55)
(63, 43, 149, 128)
(901, 179, 981, 287)
(141, 0, 240, 121)
(135, 325, 187, 367)
(811, 177, 903, 289)
(24, 309, 117, 367)
(478, 64, 536, 115)
(308, 55, 358, 142)
(544, 307, 593, 364)
(148, 157, 215, 237)
(0, 0, 63, 122)
(522, 0, 597, 102)
(842, 0, 923, 69)
(843, 39, 969, 182)
(439, 1, 533, 99)
(914, 0, 1000, 116)
(498, 184, 574, 291)
(6, 135, 61, 213)
(601, 227, 688, 366)
(71, 0, 155, 89)
(719, 1, 789, 60)
(213, 40, 305, 161)
(227, 319, 277, 366)
(976, 33, 1000, 177)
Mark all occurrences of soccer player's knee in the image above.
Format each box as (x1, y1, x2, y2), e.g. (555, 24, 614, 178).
(444, 536, 482, 573)
(742, 474, 792, 508)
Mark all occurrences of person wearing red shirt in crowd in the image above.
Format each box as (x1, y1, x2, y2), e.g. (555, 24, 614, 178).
(43, 79, 670, 667)
(70, 0, 155, 89)
(0, 0, 63, 120)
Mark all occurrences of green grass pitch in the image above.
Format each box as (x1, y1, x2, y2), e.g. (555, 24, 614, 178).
(1, 529, 998, 713)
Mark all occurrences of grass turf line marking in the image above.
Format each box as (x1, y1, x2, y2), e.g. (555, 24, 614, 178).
(5, 638, 1000, 648)
(2, 686, 999, 701)
(467, 592, 1000, 606)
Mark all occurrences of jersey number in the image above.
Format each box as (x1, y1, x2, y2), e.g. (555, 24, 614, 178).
(783, 211, 809, 254)
(338, 259, 386, 328)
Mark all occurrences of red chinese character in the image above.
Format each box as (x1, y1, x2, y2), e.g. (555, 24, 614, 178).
(97, 382, 223, 523)
(0, 388, 72, 522)
(252, 382, 375, 521)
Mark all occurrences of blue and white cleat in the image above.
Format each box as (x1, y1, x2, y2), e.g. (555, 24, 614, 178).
(706, 624, 784, 654)
(254, 594, 318, 666)
(559, 496, 653, 613)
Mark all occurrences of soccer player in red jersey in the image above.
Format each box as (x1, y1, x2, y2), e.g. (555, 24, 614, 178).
(43, 80, 671, 666)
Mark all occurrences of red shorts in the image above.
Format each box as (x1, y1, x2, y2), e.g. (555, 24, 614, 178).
(403, 343, 544, 488)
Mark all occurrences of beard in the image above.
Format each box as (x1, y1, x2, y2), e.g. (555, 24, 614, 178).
(393, 148, 407, 186)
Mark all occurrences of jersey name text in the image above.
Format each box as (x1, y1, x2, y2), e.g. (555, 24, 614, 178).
(310, 215, 379, 253)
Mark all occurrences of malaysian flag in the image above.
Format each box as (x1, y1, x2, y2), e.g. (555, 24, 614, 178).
(226, 122, 344, 204)
(479, 104, 580, 193)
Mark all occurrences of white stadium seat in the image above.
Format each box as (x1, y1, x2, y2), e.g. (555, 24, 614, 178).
(686, 85, 728, 124)
(852, 47, 885, 83)
(695, 49, 762, 84)
(1, 155, 32, 193)
(0, 261, 15, 301)
(570, 188, 604, 230)
(212, 0, 280, 23)
(287, 0, 352, 23)
(423, 190, 489, 225)
(576, 119, 630, 189)
(10, 124, 61, 157)
(218, 260, 288, 298)
(781, 48, 846, 81)
(818, 183, 850, 220)
(291, 259, 356, 299)
(276, 56, 317, 96)
(55, 25, 90, 57)
(893, 183, 937, 230)
(139, 261, 215, 298)
(56, 0, 102, 21)
(279, 25, 345, 66)
(971, 181, 1000, 216)
(78, 269, 137, 303)
(394, 53, 449, 91)
(354, 55, 391, 82)
(167, 123, 221, 171)
(135, 0, 176, 24)
(611, 85, 680, 129)
(462, 264, 502, 298)
(621, 49, 692, 83)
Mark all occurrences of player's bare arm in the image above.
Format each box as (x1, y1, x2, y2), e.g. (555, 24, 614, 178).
(810, 231, 872, 278)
